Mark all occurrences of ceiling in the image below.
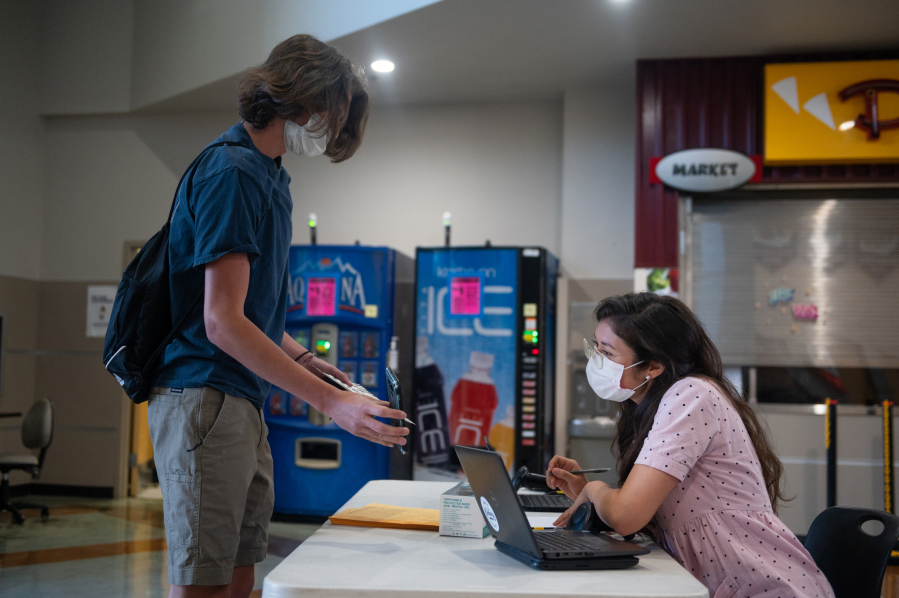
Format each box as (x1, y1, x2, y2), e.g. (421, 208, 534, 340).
(141, 0, 899, 113)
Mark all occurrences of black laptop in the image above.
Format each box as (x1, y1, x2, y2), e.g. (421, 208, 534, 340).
(454, 446, 649, 570)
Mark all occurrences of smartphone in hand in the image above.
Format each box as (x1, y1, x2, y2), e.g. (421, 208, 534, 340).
(385, 367, 406, 454)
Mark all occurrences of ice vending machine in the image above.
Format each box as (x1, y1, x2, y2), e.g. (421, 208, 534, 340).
(412, 246, 558, 481)
(265, 245, 414, 517)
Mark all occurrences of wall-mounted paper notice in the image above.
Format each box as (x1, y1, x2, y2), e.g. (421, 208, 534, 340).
(87, 286, 118, 338)
(306, 277, 337, 316)
(450, 276, 481, 316)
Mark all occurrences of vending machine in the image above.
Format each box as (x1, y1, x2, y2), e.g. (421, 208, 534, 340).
(412, 246, 558, 481)
(265, 245, 414, 517)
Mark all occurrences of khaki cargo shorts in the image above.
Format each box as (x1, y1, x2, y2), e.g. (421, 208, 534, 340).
(148, 386, 274, 586)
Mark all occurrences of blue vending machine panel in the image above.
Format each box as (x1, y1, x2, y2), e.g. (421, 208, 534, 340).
(412, 247, 557, 482)
(265, 245, 400, 517)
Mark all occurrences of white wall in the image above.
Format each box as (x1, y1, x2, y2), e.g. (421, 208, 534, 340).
(130, 0, 441, 109)
(40, 0, 134, 115)
(560, 83, 636, 280)
(6, 0, 642, 492)
(0, 1, 45, 280)
(284, 101, 563, 258)
(40, 101, 563, 280)
(40, 112, 235, 280)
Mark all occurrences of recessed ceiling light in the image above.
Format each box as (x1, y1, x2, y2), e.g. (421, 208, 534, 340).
(371, 60, 395, 73)
(838, 120, 855, 131)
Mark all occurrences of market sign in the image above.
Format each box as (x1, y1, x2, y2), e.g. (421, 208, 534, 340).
(649, 149, 761, 193)
(765, 60, 899, 165)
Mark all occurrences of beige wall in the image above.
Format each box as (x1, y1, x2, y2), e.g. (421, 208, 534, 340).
(0, 275, 40, 480)
(0, 0, 638, 495)
(282, 101, 563, 256)
(0, 276, 125, 490)
(34, 282, 128, 491)
(0, 1, 45, 280)
(560, 84, 636, 281)
(40, 0, 134, 115)
(0, 2, 45, 478)
(40, 112, 234, 281)
(128, 0, 441, 110)
(41, 101, 564, 282)
(20, 97, 569, 494)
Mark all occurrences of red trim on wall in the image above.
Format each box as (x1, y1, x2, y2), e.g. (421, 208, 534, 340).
(749, 155, 763, 183)
(648, 157, 662, 184)
(634, 55, 899, 269)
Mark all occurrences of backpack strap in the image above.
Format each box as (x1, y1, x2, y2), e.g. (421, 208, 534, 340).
(144, 139, 252, 377)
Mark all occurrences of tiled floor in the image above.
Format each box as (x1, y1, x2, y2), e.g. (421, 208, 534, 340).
(8, 496, 899, 597)
(0, 495, 321, 598)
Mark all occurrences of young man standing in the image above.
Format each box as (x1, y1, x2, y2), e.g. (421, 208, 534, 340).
(148, 35, 408, 598)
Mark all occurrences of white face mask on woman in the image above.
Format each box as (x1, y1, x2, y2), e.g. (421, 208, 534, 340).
(583, 338, 650, 402)
(283, 114, 329, 157)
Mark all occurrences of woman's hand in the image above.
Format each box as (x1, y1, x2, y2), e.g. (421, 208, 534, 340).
(545, 455, 588, 499)
(554, 467, 680, 536)
(552, 481, 611, 527)
(306, 356, 351, 385)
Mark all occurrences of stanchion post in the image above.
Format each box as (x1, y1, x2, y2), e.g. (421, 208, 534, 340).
(884, 401, 894, 514)
(825, 398, 837, 509)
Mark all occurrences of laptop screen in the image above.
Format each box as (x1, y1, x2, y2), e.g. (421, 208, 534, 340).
(455, 445, 542, 558)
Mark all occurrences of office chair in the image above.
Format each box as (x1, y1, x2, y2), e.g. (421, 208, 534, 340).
(0, 397, 54, 524)
(804, 506, 899, 598)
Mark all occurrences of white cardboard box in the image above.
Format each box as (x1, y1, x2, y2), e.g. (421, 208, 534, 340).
(439, 479, 489, 538)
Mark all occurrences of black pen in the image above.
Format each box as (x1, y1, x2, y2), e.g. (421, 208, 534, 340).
(548, 467, 610, 475)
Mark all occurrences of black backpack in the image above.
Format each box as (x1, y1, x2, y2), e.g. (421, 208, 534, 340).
(103, 141, 248, 403)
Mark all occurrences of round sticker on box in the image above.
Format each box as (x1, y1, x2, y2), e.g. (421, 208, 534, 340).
(480, 496, 499, 532)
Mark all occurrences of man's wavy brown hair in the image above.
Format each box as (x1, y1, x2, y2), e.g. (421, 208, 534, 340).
(237, 34, 370, 163)
(594, 293, 789, 515)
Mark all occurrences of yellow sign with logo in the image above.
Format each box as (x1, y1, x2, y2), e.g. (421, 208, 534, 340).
(765, 60, 899, 164)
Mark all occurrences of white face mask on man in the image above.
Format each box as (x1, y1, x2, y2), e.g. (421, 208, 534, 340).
(583, 338, 650, 403)
(283, 114, 329, 157)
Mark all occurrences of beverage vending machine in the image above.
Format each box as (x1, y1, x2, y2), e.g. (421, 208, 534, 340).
(412, 246, 558, 481)
(265, 245, 414, 517)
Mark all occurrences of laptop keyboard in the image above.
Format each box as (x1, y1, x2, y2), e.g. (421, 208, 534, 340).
(535, 531, 599, 553)
(519, 494, 573, 509)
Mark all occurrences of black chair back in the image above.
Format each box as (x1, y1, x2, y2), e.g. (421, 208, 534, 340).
(21, 398, 53, 470)
(805, 506, 899, 598)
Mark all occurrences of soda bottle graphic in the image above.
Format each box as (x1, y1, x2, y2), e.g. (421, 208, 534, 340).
(413, 337, 451, 468)
(341, 333, 355, 358)
(487, 405, 515, 471)
(269, 390, 285, 416)
(289, 394, 306, 416)
(448, 351, 498, 448)
(363, 334, 378, 358)
(361, 362, 376, 387)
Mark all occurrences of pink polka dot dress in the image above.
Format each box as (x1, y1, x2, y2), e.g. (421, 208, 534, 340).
(636, 377, 834, 598)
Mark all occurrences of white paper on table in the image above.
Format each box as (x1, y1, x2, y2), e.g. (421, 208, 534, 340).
(526, 513, 561, 529)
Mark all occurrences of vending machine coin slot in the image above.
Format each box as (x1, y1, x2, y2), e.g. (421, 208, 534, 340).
(295, 437, 341, 470)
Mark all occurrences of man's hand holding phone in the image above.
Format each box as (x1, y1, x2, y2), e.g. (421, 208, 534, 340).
(325, 391, 409, 448)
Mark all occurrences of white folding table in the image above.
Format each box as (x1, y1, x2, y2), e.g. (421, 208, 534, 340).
(262, 480, 709, 598)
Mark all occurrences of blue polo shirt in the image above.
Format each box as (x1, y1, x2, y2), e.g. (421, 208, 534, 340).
(152, 123, 293, 408)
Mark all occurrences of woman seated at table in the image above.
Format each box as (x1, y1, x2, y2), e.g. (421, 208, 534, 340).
(547, 293, 833, 598)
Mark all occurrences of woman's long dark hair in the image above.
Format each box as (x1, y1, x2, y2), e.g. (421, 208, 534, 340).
(596, 293, 788, 514)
